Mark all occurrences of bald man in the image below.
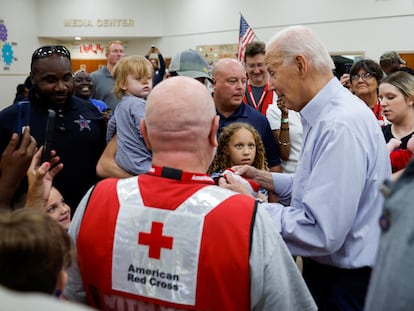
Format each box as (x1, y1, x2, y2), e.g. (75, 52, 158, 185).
(64, 76, 316, 311)
(212, 58, 281, 174)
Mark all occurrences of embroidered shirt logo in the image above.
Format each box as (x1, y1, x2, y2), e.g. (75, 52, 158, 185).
(74, 115, 91, 131)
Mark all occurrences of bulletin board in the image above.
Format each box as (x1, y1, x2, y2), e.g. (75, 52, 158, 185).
(195, 44, 238, 64)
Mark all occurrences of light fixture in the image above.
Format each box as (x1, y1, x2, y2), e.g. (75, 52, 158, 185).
(74, 36, 82, 41)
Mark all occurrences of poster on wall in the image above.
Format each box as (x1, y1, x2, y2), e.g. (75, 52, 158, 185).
(71, 43, 106, 59)
(0, 19, 18, 71)
(195, 44, 238, 65)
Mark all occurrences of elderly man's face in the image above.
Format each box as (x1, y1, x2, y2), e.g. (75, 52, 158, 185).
(265, 50, 305, 112)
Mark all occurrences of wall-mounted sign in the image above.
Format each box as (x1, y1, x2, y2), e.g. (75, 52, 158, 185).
(0, 19, 18, 71)
(64, 19, 134, 28)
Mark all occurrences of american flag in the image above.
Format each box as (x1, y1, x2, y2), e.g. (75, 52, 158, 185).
(238, 15, 256, 62)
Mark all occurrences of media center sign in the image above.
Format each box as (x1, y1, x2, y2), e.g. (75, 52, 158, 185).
(64, 19, 134, 28)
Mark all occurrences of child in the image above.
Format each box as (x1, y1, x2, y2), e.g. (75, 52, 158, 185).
(107, 55, 153, 175)
(0, 208, 72, 296)
(46, 186, 71, 231)
(208, 122, 269, 201)
(24, 145, 71, 230)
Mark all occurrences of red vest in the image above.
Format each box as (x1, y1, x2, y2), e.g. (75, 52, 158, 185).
(76, 174, 256, 311)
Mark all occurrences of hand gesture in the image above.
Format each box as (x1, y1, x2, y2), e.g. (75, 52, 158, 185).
(387, 138, 402, 153)
(217, 171, 254, 197)
(25, 146, 63, 210)
(277, 97, 289, 116)
(0, 128, 37, 207)
(340, 73, 351, 89)
(230, 164, 258, 180)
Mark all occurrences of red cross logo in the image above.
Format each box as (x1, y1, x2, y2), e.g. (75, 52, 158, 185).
(138, 221, 174, 260)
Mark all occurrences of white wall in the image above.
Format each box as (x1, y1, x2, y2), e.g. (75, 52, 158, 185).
(1, 0, 413, 107)
(1, 0, 39, 107)
(158, 0, 414, 60)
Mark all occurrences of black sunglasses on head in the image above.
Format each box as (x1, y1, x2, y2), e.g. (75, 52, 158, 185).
(32, 46, 71, 62)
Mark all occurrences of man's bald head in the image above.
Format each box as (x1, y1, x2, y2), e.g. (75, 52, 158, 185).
(145, 76, 215, 133)
(211, 58, 247, 116)
(141, 76, 219, 171)
(211, 58, 245, 79)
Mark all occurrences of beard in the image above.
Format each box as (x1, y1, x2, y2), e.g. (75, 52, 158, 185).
(30, 84, 73, 109)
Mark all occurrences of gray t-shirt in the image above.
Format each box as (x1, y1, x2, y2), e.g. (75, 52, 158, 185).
(90, 66, 119, 110)
(106, 95, 152, 175)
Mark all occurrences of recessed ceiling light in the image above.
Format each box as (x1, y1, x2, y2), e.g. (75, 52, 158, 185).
(74, 36, 82, 41)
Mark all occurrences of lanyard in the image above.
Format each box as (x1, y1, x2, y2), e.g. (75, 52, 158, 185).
(372, 100, 383, 120)
(247, 82, 268, 112)
(147, 166, 215, 184)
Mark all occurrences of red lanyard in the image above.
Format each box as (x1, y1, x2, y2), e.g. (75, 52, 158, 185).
(147, 166, 215, 184)
(247, 82, 269, 111)
(372, 100, 383, 120)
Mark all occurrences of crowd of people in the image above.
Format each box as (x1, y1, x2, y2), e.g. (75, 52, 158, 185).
(1, 25, 414, 311)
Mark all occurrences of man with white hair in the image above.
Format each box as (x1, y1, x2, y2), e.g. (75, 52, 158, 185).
(223, 25, 391, 311)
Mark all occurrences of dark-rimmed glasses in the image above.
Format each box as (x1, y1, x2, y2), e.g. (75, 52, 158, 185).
(32, 46, 71, 62)
(351, 72, 373, 82)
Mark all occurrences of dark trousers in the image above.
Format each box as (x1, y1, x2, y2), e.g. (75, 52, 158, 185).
(302, 258, 371, 311)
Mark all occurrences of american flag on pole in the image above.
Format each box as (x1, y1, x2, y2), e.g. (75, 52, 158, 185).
(238, 15, 256, 62)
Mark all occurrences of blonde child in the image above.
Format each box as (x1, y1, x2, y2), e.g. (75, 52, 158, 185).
(107, 55, 153, 175)
(208, 122, 269, 201)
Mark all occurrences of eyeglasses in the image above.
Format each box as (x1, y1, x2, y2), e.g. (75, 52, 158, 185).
(246, 63, 265, 70)
(351, 72, 373, 81)
(32, 46, 71, 62)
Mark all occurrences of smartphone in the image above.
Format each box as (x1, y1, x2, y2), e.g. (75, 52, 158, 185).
(344, 62, 353, 74)
(41, 109, 56, 163)
(17, 100, 31, 142)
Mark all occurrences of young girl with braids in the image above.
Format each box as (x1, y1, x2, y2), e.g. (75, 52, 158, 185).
(208, 122, 269, 202)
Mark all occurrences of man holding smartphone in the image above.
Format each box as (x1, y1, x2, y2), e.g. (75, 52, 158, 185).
(0, 46, 106, 213)
(339, 62, 354, 90)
